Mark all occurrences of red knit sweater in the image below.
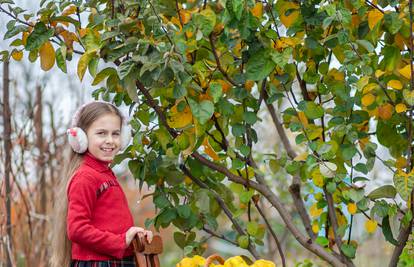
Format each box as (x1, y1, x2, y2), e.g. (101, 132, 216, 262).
(67, 152, 134, 260)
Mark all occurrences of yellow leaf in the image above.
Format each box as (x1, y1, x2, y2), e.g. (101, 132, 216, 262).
(294, 151, 308, 161)
(396, 103, 407, 113)
(399, 64, 411, 80)
(312, 168, 325, 187)
(362, 83, 379, 94)
(367, 9, 383, 30)
(387, 79, 403, 90)
(250, 259, 276, 267)
(62, 5, 77, 16)
(278, 2, 300, 28)
(179, 10, 192, 24)
(217, 79, 232, 93)
(245, 80, 255, 91)
(39, 41, 55, 71)
(328, 68, 344, 81)
(396, 157, 407, 169)
(11, 50, 23, 61)
(347, 203, 357, 215)
(375, 69, 385, 78)
(202, 137, 219, 161)
(310, 203, 323, 218)
(251, 2, 263, 18)
(361, 93, 375, 106)
(297, 111, 309, 127)
(312, 221, 320, 233)
(22, 31, 28, 46)
(77, 51, 95, 81)
(378, 103, 393, 120)
(79, 28, 87, 38)
(167, 103, 193, 128)
(365, 219, 378, 233)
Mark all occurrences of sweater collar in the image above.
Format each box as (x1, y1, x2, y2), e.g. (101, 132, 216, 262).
(83, 152, 111, 173)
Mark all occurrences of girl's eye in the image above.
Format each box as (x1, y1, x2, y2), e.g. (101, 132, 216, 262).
(97, 132, 105, 135)
(113, 132, 120, 136)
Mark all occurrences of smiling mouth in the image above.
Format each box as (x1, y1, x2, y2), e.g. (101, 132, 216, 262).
(101, 148, 114, 152)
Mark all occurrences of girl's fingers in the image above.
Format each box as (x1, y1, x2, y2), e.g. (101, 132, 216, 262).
(145, 230, 153, 243)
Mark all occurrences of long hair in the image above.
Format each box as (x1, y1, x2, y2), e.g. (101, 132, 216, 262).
(50, 102, 122, 267)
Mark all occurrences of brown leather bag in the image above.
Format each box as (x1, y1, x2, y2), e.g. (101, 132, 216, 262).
(132, 232, 163, 267)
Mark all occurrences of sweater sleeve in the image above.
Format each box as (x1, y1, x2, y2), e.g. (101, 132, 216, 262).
(67, 171, 127, 259)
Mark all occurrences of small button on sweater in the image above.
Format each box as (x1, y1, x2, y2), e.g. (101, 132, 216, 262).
(67, 152, 134, 260)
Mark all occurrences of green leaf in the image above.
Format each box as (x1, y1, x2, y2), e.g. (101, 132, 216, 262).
(403, 89, 414, 106)
(382, 46, 401, 72)
(315, 236, 329, 247)
(384, 12, 403, 34)
(237, 235, 249, 249)
(177, 205, 191, 219)
(119, 60, 136, 80)
(209, 82, 222, 103)
(367, 185, 397, 200)
(4, 25, 27, 39)
(50, 15, 81, 28)
(92, 67, 118, 85)
(232, 158, 244, 170)
(340, 244, 356, 259)
(25, 22, 54, 51)
(193, 9, 216, 36)
(229, 0, 244, 20)
(356, 40, 374, 52)
(243, 111, 257, 125)
(174, 232, 187, 249)
(393, 171, 414, 201)
(382, 216, 399, 245)
(188, 98, 214, 125)
(55, 46, 67, 73)
(246, 49, 276, 81)
(246, 221, 259, 236)
(302, 101, 324, 119)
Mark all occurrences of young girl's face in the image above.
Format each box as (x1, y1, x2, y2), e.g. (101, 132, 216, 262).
(86, 113, 122, 162)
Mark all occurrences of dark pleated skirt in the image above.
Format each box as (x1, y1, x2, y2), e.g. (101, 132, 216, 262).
(71, 256, 136, 267)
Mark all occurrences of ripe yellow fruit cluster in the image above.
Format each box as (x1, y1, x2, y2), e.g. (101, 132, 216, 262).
(176, 255, 276, 267)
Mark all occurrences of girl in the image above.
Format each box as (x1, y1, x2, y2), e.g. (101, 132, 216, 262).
(50, 101, 152, 267)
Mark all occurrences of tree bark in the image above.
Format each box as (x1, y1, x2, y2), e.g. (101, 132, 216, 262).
(3, 57, 13, 267)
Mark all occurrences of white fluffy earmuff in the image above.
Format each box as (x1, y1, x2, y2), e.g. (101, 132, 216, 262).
(67, 101, 132, 154)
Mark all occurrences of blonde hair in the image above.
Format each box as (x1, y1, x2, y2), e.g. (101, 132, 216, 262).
(50, 102, 122, 267)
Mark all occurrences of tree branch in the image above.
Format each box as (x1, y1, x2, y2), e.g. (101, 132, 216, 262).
(209, 33, 238, 87)
(180, 164, 260, 259)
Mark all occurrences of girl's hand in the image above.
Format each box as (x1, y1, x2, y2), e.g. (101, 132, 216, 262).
(125, 226, 153, 247)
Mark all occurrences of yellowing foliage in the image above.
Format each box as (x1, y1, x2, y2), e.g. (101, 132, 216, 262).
(11, 50, 23, 61)
(365, 219, 378, 233)
(399, 64, 411, 80)
(251, 3, 263, 18)
(361, 94, 375, 106)
(367, 9, 383, 30)
(167, 103, 193, 128)
(310, 203, 323, 218)
(278, 1, 300, 28)
(378, 103, 393, 120)
(39, 41, 55, 71)
(395, 103, 407, 113)
(202, 137, 219, 161)
(387, 80, 403, 90)
(62, 5, 77, 16)
(347, 203, 357, 215)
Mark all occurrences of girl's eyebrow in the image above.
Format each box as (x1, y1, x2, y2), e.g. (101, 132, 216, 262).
(95, 128, 121, 132)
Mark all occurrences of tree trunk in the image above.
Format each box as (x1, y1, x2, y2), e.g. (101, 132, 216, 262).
(3, 56, 13, 267)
